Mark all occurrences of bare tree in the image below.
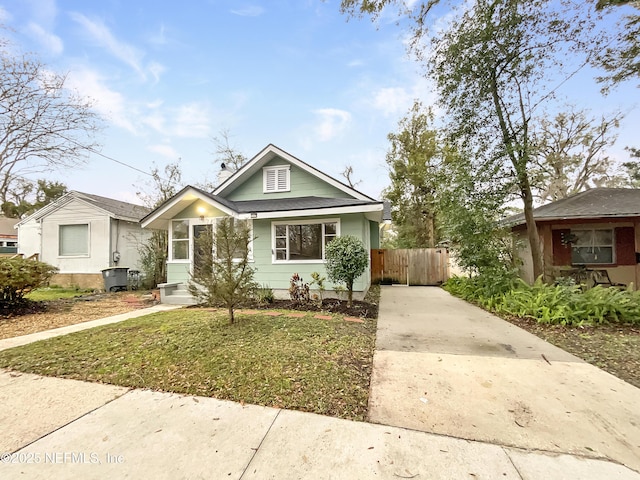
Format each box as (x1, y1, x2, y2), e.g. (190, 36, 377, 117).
(532, 109, 624, 203)
(0, 45, 100, 204)
(341, 165, 362, 189)
(136, 161, 184, 288)
(211, 129, 247, 173)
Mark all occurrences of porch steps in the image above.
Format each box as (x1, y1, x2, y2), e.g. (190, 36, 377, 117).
(159, 283, 198, 306)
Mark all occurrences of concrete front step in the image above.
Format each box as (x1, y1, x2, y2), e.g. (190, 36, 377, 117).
(158, 282, 198, 305)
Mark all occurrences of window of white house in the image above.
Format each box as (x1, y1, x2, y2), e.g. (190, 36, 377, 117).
(59, 224, 89, 256)
(571, 229, 614, 264)
(273, 220, 338, 262)
(263, 165, 290, 193)
(171, 220, 190, 260)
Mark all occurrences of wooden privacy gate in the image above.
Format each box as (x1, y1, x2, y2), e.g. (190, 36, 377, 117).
(371, 248, 450, 286)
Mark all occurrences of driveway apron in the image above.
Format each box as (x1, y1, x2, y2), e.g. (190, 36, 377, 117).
(369, 286, 640, 473)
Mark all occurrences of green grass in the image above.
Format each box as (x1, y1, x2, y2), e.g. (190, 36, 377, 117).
(26, 287, 94, 301)
(0, 309, 377, 421)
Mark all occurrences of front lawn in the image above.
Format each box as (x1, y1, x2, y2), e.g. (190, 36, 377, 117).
(0, 309, 377, 421)
(26, 287, 95, 301)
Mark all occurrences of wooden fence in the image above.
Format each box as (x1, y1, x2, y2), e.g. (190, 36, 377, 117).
(371, 248, 450, 286)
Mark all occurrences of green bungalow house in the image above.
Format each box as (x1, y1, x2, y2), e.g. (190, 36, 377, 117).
(141, 144, 384, 304)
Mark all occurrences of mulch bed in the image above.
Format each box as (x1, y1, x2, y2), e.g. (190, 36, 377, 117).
(0, 293, 157, 340)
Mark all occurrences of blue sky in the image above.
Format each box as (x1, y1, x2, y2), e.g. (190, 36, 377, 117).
(1, 0, 638, 204)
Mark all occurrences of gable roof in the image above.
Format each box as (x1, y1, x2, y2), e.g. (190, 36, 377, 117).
(16, 191, 150, 227)
(213, 144, 376, 202)
(505, 188, 640, 227)
(141, 185, 383, 229)
(0, 216, 19, 236)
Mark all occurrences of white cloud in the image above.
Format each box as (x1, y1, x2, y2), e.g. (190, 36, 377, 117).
(142, 102, 211, 139)
(230, 6, 265, 17)
(66, 67, 136, 133)
(372, 87, 413, 117)
(173, 103, 211, 138)
(313, 108, 352, 141)
(69, 12, 146, 77)
(25, 22, 64, 55)
(147, 61, 166, 84)
(347, 59, 364, 68)
(147, 144, 180, 159)
(0, 6, 13, 22)
(369, 77, 438, 118)
(148, 24, 168, 46)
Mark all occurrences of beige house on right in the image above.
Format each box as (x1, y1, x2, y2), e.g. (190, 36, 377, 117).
(507, 188, 640, 288)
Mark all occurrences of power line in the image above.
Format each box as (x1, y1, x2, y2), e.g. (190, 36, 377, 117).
(52, 131, 153, 177)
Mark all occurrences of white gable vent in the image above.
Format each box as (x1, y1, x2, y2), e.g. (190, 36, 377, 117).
(263, 165, 290, 193)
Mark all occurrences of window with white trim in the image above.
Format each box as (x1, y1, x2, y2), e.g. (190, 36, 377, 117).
(263, 165, 290, 193)
(273, 220, 338, 262)
(171, 220, 189, 260)
(571, 229, 614, 265)
(59, 224, 89, 256)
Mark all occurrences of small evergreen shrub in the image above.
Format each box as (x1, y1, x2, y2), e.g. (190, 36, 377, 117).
(0, 258, 58, 307)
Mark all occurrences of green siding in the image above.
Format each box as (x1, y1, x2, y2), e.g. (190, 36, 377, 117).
(251, 213, 371, 292)
(167, 262, 190, 284)
(227, 157, 352, 201)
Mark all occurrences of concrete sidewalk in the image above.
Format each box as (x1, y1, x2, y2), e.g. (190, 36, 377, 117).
(369, 286, 640, 475)
(1, 370, 638, 480)
(0, 294, 639, 478)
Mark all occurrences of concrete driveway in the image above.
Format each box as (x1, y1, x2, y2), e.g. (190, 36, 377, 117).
(369, 286, 640, 473)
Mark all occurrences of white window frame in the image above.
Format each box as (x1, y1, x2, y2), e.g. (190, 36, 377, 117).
(571, 228, 615, 265)
(58, 223, 90, 257)
(169, 219, 190, 263)
(169, 217, 254, 264)
(271, 219, 340, 264)
(263, 165, 290, 193)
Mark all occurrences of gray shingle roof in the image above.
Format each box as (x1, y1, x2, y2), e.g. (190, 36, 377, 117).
(75, 192, 151, 221)
(232, 196, 380, 213)
(505, 188, 640, 226)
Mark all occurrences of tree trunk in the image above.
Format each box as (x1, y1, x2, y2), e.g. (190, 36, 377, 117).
(228, 305, 235, 324)
(347, 281, 353, 307)
(521, 182, 544, 281)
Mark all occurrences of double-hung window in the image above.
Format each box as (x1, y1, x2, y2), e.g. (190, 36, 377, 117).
(171, 220, 190, 261)
(571, 229, 614, 265)
(273, 220, 338, 262)
(263, 165, 290, 193)
(59, 224, 89, 256)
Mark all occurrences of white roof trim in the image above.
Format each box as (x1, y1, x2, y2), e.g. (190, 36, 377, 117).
(213, 144, 375, 202)
(141, 187, 237, 228)
(237, 203, 383, 220)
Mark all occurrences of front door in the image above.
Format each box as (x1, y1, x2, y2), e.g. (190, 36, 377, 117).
(192, 223, 213, 276)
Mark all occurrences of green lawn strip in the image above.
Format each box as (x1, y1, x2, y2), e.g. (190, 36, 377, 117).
(0, 309, 377, 421)
(26, 288, 94, 301)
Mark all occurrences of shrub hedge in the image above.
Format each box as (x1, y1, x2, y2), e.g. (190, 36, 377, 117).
(443, 276, 640, 325)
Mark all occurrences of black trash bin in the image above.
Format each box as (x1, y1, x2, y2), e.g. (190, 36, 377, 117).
(102, 267, 129, 292)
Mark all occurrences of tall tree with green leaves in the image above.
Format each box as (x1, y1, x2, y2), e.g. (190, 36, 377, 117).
(341, 0, 608, 280)
(622, 147, 640, 187)
(1, 179, 67, 218)
(385, 101, 441, 248)
(595, 0, 640, 88)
